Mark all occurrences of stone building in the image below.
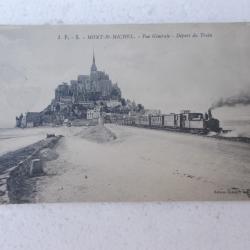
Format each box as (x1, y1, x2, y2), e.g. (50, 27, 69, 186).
(54, 53, 121, 110)
(21, 112, 41, 128)
(87, 107, 101, 120)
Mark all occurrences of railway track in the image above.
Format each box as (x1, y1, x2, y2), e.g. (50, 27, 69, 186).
(111, 123, 250, 144)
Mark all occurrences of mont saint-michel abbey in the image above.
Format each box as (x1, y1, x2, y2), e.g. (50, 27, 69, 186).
(55, 53, 121, 105)
(16, 53, 144, 128)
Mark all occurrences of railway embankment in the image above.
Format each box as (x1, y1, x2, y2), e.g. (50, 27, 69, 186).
(0, 135, 63, 204)
(117, 124, 250, 144)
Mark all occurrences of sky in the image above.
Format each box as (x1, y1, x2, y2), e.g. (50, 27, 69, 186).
(0, 23, 250, 127)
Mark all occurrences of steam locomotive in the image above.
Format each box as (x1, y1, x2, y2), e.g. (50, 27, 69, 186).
(107, 109, 221, 134)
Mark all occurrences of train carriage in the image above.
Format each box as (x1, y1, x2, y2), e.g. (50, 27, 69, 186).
(187, 113, 205, 130)
(124, 116, 136, 126)
(175, 112, 206, 132)
(163, 113, 176, 128)
(150, 115, 163, 127)
(135, 115, 150, 127)
(174, 112, 205, 131)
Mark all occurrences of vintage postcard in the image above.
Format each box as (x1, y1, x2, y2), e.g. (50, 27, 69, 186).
(0, 23, 250, 204)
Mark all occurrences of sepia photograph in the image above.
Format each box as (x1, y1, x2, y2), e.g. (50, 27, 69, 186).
(0, 23, 250, 204)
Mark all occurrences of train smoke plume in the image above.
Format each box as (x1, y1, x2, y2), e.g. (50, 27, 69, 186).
(211, 91, 250, 110)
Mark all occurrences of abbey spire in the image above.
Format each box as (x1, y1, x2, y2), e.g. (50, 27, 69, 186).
(91, 50, 97, 72)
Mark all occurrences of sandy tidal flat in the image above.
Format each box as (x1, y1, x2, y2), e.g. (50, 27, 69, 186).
(33, 124, 250, 202)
